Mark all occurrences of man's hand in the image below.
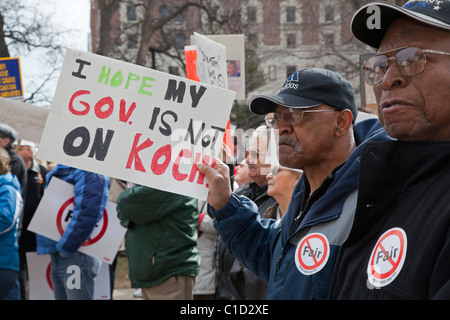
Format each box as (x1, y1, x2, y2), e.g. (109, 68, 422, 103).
(197, 158, 232, 210)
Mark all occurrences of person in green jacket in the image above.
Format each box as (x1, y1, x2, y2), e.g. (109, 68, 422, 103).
(117, 185, 200, 300)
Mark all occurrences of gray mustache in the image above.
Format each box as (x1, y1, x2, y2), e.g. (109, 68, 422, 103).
(279, 136, 302, 153)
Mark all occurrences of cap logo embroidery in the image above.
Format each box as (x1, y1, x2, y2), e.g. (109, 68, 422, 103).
(405, 0, 446, 11)
(281, 72, 299, 91)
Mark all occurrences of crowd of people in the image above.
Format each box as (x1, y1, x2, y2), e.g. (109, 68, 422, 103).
(0, 0, 449, 300)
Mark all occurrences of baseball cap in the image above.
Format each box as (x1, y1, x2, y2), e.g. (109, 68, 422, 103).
(351, 1, 450, 49)
(19, 139, 36, 149)
(249, 68, 358, 122)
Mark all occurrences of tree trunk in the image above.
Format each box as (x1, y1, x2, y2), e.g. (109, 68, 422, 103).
(0, 13, 10, 57)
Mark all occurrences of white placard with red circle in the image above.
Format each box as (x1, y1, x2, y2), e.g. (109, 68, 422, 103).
(295, 233, 330, 275)
(26, 252, 110, 300)
(28, 177, 126, 264)
(367, 227, 407, 288)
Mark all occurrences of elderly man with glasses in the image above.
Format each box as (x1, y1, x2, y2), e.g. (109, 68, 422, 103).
(328, 1, 450, 300)
(198, 67, 390, 299)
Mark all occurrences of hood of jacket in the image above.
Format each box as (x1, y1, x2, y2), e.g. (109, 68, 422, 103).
(0, 173, 21, 192)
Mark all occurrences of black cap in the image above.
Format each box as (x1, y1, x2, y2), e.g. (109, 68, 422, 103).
(249, 67, 358, 122)
(0, 123, 17, 141)
(351, 1, 450, 49)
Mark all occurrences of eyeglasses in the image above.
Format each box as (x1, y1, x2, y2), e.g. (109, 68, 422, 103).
(363, 46, 450, 86)
(265, 108, 339, 128)
(268, 165, 303, 176)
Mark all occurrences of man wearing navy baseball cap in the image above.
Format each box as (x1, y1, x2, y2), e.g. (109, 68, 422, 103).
(329, 1, 450, 299)
(196, 66, 390, 299)
(249, 67, 358, 123)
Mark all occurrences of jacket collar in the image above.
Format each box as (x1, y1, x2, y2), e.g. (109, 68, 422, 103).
(281, 119, 392, 241)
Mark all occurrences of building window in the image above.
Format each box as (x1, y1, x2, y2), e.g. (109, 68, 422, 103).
(268, 65, 276, 81)
(169, 66, 180, 76)
(324, 33, 335, 46)
(248, 6, 257, 22)
(128, 33, 138, 49)
(210, 6, 219, 19)
(175, 33, 186, 49)
(174, 6, 185, 22)
(286, 7, 296, 22)
(287, 34, 296, 48)
(325, 5, 334, 22)
(160, 5, 169, 19)
(247, 34, 258, 48)
(127, 5, 137, 21)
(286, 65, 296, 78)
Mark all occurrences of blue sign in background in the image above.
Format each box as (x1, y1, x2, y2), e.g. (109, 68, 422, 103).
(0, 57, 23, 99)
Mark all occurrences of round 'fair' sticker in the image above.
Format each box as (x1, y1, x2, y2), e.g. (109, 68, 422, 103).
(295, 233, 330, 275)
(367, 227, 407, 288)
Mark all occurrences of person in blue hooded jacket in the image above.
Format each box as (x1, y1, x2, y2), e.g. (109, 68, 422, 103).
(36, 164, 110, 300)
(198, 68, 392, 300)
(0, 148, 23, 300)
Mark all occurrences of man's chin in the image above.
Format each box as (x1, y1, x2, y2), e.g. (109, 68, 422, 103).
(279, 150, 302, 169)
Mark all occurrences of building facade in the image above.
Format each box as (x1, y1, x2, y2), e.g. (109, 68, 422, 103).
(90, 0, 377, 112)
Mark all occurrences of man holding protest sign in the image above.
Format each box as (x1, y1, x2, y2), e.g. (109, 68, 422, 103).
(36, 164, 110, 300)
(198, 67, 390, 299)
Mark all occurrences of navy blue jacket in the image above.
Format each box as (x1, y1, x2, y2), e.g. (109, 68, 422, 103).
(212, 119, 391, 299)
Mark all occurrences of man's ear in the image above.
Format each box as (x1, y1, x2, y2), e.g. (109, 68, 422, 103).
(335, 109, 353, 136)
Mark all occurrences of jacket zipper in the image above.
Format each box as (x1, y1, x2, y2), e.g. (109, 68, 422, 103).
(273, 247, 284, 284)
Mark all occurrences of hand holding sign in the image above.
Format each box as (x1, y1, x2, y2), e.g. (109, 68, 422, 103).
(196, 158, 231, 211)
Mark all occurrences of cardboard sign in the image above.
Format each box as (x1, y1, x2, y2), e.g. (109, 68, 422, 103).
(184, 45, 200, 82)
(185, 36, 234, 162)
(28, 177, 126, 264)
(193, 32, 228, 89)
(26, 252, 110, 300)
(0, 57, 23, 100)
(206, 34, 245, 100)
(37, 49, 235, 200)
(0, 97, 49, 143)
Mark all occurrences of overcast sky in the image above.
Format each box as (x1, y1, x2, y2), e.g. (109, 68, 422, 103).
(19, 0, 90, 106)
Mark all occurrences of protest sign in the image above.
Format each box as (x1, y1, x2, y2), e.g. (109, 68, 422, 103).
(37, 49, 235, 200)
(26, 252, 110, 300)
(0, 97, 49, 143)
(0, 57, 23, 100)
(184, 45, 200, 82)
(206, 34, 245, 100)
(193, 32, 228, 89)
(28, 177, 126, 264)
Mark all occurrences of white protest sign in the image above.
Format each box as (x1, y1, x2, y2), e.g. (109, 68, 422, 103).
(37, 49, 235, 200)
(26, 252, 110, 300)
(0, 97, 49, 143)
(193, 32, 228, 89)
(28, 177, 126, 264)
(206, 34, 245, 100)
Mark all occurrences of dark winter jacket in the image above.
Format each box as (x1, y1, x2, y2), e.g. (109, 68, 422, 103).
(211, 118, 391, 299)
(329, 141, 450, 300)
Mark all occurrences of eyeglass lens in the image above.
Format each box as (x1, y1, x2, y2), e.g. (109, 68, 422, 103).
(265, 109, 303, 127)
(364, 47, 426, 85)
